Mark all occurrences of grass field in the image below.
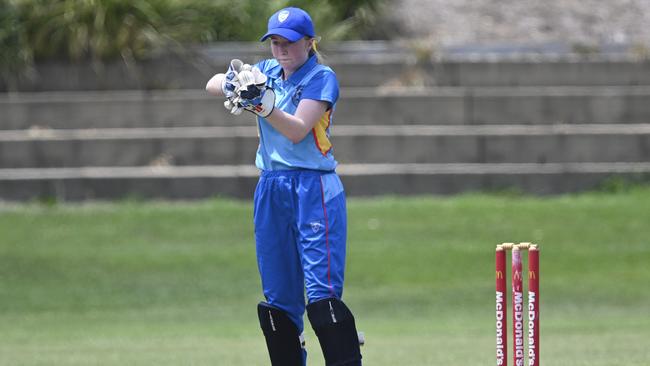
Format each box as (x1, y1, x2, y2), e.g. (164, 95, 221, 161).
(1, 187, 650, 365)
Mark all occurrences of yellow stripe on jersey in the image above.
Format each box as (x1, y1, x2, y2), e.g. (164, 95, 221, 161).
(312, 109, 332, 155)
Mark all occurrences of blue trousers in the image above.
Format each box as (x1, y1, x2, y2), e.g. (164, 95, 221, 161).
(254, 169, 347, 332)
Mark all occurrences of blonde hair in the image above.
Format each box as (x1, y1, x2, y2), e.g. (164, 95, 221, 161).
(308, 37, 324, 64)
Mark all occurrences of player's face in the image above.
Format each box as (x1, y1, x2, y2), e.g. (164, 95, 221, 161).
(270, 35, 311, 76)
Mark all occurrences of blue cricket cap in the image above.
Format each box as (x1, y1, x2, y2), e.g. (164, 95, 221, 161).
(260, 7, 315, 42)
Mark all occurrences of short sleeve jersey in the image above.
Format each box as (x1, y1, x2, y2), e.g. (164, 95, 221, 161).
(254, 55, 340, 171)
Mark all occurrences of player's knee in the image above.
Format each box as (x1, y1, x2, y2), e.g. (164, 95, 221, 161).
(307, 298, 362, 366)
(257, 302, 305, 366)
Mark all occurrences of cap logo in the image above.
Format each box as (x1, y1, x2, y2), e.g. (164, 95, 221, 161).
(278, 10, 290, 23)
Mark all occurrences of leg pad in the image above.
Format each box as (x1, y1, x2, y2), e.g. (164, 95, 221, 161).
(307, 298, 362, 366)
(258, 302, 304, 366)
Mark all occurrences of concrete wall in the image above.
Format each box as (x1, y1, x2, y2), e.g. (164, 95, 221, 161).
(4, 86, 650, 129)
(1, 42, 649, 201)
(4, 42, 650, 92)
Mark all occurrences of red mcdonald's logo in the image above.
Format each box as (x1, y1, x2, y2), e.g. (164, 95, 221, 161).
(496, 270, 504, 279)
(529, 271, 537, 279)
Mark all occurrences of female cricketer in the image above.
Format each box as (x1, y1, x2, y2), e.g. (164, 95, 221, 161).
(205, 7, 362, 366)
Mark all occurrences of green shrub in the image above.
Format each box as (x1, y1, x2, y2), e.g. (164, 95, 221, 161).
(16, 0, 174, 61)
(1, 0, 386, 78)
(0, 0, 31, 82)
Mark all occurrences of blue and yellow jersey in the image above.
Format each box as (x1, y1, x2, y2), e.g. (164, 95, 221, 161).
(254, 55, 339, 171)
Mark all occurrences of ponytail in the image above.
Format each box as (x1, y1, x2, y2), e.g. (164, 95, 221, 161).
(309, 37, 324, 64)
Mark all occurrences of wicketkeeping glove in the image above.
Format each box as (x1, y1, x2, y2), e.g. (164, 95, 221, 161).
(221, 59, 250, 115)
(236, 67, 276, 118)
(220, 59, 276, 118)
(221, 59, 244, 96)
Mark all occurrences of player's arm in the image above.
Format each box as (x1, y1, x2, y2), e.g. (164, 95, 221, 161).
(205, 73, 226, 97)
(265, 99, 329, 143)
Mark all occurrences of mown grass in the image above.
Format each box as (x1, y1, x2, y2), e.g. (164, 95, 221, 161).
(1, 187, 649, 365)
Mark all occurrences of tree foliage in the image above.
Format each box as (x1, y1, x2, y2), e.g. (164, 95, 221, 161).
(1, 0, 31, 81)
(1, 0, 387, 69)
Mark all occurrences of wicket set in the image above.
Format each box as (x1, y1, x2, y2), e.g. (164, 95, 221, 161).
(496, 243, 539, 366)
